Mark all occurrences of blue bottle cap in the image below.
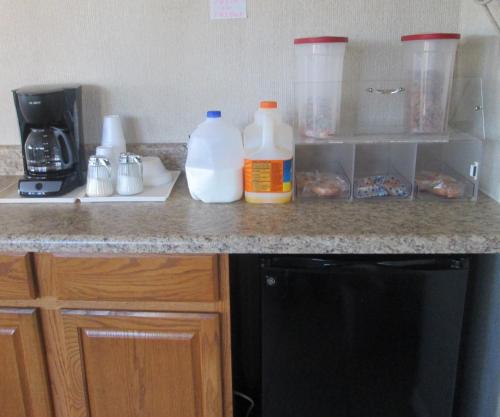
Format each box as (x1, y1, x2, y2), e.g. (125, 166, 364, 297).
(207, 110, 221, 118)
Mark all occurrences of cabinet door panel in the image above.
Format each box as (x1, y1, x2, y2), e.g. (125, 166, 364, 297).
(61, 310, 223, 417)
(0, 327, 26, 417)
(0, 254, 36, 299)
(0, 308, 53, 417)
(50, 255, 219, 302)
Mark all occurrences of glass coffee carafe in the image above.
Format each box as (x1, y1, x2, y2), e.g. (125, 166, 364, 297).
(24, 127, 75, 175)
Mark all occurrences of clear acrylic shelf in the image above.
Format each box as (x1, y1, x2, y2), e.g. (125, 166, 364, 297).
(294, 77, 485, 202)
(295, 131, 450, 145)
(294, 77, 485, 145)
(295, 128, 480, 146)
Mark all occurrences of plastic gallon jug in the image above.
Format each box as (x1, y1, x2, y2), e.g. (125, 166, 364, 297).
(244, 111, 293, 204)
(186, 111, 244, 203)
(243, 101, 293, 154)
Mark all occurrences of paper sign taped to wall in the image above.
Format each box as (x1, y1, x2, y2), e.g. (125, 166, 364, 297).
(210, 0, 247, 19)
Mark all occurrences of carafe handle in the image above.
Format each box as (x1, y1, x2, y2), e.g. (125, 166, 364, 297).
(53, 128, 75, 170)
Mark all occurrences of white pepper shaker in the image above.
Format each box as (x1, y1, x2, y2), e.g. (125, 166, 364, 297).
(116, 153, 143, 196)
(96, 145, 119, 183)
(86, 155, 114, 197)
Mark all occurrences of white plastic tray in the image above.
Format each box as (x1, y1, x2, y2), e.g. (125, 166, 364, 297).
(80, 171, 180, 203)
(0, 171, 180, 204)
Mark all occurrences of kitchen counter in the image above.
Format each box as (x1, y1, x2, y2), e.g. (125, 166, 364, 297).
(0, 175, 499, 254)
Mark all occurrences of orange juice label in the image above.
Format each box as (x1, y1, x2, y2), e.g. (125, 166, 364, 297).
(244, 159, 293, 193)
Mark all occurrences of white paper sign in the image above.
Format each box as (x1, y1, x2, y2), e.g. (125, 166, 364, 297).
(210, 0, 247, 19)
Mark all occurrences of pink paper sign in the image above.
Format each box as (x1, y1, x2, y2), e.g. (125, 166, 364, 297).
(210, 0, 247, 19)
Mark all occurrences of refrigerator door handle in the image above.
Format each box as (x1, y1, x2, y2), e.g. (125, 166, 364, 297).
(376, 258, 466, 270)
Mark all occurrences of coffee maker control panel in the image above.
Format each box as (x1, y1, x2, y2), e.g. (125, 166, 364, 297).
(18, 179, 65, 197)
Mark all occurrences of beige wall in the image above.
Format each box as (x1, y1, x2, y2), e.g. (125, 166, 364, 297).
(457, 0, 500, 201)
(0, 0, 460, 145)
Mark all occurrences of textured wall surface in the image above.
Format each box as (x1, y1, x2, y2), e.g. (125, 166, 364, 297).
(0, 0, 460, 145)
(457, 0, 500, 201)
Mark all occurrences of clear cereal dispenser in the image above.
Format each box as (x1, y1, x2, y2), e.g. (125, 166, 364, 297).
(402, 33, 460, 134)
(294, 36, 348, 139)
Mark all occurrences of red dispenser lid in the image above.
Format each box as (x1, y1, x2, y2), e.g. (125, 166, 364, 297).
(401, 33, 461, 42)
(294, 36, 349, 45)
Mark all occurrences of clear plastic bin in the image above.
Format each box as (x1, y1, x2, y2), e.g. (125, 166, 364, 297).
(353, 80, 407, 135)
(356, 81, 407, 135)
(353, 143, 416, 200)
(295, 36, 348, 139)
(295, 144, 353, 200)
(415, 136, 482, 201)
(402, 33, 460, 134)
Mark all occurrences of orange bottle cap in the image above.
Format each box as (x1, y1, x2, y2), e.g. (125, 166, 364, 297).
(260, 101, 278, 109)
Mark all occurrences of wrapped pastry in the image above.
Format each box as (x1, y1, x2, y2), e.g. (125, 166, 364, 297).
(355, 175, 410, 199)
(416, 171, 465, 199)
(355, 176, 388, 198)
(297, 171, 349, 199)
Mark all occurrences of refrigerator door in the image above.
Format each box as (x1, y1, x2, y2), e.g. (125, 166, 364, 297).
(261, 256, 469, 417)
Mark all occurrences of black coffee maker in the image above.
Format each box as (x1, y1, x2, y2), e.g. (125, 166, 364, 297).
(13, 85, 85, 197)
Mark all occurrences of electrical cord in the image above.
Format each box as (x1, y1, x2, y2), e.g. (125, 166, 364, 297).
(234, 390, 255, 417)
(474, 0, 500, 32)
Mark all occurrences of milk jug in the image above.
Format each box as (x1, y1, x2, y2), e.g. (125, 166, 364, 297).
(244, 105, 293, 204)
(186, 111, 244, 203)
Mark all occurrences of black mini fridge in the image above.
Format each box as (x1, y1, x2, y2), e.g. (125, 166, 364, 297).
(230, 255, 471, 417)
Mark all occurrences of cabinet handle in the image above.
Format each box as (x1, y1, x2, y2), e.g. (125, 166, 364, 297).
(366, 87, 405, 95)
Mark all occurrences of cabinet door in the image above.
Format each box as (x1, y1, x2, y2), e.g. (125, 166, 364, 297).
(0, 254, 36, 299)
(0, 308, 53, 417)
(49, 254, 220, 302)
(61, 310, 224, 417)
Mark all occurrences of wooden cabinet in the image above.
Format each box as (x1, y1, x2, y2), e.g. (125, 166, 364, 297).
(61, 310, 223, 417)
(48, 254, 220, 302)
(0, 253, 233, 417)
(0, 253, 36, 299)
(0, 308, 53, 417)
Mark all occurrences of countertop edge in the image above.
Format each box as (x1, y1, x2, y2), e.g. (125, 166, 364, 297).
(0, 233, 498, 254)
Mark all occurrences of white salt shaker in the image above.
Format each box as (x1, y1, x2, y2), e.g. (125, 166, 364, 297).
(116, 153, 143, 196)
(96, 145, 119, 182)
(86, 155, 114, 197)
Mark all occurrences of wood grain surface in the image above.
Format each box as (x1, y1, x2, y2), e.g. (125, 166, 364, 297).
(0, 253, 36, 300)
(49, 254, 220, 302)
(39, 309, 72, 417)
(0, 253, 234, 417)
(61, 310, 223, 417)
(0, 308, 53, 417)
(218, 254, 234, 417)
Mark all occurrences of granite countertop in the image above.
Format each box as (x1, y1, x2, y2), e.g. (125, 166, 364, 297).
(0, 175, 499, 254)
